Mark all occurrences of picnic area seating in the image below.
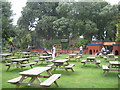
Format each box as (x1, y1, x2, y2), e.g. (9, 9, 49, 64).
(5, 58, 35, 71)
(103, 54, 118, 61)
(81, 57, 100, 67)
(34, 58, 54, 64)
(8, 76, 22, 84)
(102, 61, 120, 75)
(6, 62, 35, 71)
(8, 67, 61, 88)
(46, 63, 54, 68)
(40, 74, 61, 87)
(75, 56, 81, 62)
(65, 64, 75, 72)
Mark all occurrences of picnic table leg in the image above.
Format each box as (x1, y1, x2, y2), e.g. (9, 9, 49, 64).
(103, 70, 109, 76)
(30, 65, 33, 68)
(66, 61, 69, 65)
(71, 68, 74, 72)
(96, 63, 100, 68)
(54, 65, 58, 71)
(6, 66, 11, 71)
(47, 70, 52, 76)
(16, 76, 26, 88)
(54, 81, 59, 87)
(28, 77, 36, 86)
(35, 77, 41, 83)
(82, 63, 86, 66)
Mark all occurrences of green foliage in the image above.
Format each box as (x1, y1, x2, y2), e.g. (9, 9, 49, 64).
(43, 40, 61, 49)
(53, 17, 74, 39)
(71, 40, 88, 48)
(16, 2, 119, 48)
(116, 21, 120, 41)
(1, 2, 17, 50)
(2, 2, 16, 40)
(116, 5, 120, 41)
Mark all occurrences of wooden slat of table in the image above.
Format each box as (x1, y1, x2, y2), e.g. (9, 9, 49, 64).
(0, 53, 12, 56)
(19, 67, 51, 76)
(53, 59, 68, 63)
(107, 54, 114, 56)
(69, 54, 77, 55)
(39, 56, 51, 58)
(109, 61, 120, 65)
(12, 58, 29, 62)
(87, 57, 96, 59)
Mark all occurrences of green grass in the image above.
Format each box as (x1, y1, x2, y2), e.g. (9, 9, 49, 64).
(1, 54, 120, 89)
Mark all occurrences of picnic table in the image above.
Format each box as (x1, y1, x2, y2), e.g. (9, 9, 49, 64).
(49, 59, 75, 72)
(68, 54, 77, 60)
(6, 58, 35, 71)
(19, 52, 31, 55)
(8, 67, 61, 88)
(36, 56, 53, 64)
(0, 53, 13, 60)
(102, 61, 120, 75)
(103, 54, 118, 61)
(81, 57, 100, 67)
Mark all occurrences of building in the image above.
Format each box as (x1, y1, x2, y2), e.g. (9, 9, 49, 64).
(87, 41, 120, 55)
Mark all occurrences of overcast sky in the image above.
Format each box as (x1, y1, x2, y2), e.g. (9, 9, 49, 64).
(8, 0, 119, 25)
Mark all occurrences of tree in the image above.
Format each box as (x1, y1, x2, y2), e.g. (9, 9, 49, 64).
(116, 5, 120, 41)
(36, 15, 57, 40)
(2, 2, 16, 41)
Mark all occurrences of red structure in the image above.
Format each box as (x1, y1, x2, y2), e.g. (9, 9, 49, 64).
(87, 41, 120, 55)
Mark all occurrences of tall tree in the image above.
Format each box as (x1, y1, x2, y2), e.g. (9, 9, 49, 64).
(2, 2, 16, 41)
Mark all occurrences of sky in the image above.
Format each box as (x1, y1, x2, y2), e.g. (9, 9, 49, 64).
(7, 0, 119, 25)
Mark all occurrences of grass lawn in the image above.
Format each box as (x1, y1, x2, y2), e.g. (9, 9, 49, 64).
(1, 53, 120, 89)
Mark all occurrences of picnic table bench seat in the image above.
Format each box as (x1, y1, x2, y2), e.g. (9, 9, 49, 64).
(46, 63, 54, 67)
(65, 64, 75, 72)
(22, 55, 31, 58)
(40, 74, 61, 87)
(102, 65, 110, 75)
(96, 60, 101, 64)
(34, 59, 44, 64)
(6, 57, 17, 60)
(65, 57, 69, 59)
(8, 76, 22, 84)
(75, 56, 81, 62)
(8, 76, 27, 84)
(20, 62, 35, 67)
(81, 60, 86, 63)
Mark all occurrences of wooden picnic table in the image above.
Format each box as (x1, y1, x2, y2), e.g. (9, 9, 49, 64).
(34, 56, 53, 64)
(39, 56, 52, 59)
(53, 59, 69, 70)
(8, 67, 61, 88)
(12, 58, 30, 63)
(109, 61, 120, 68)
(69, 54, 77, 60)
(81, 57, 100, 67)
(104, 54, 118, 61)
(51, 59, 75, 72)
(6, 58, 35, 71)
(39, 56, 52, 62)
(19, 52, 31, 54)
(86, 57, 96, 61)
(0, 53, 13, 60)
(102, 61, 120, 75)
